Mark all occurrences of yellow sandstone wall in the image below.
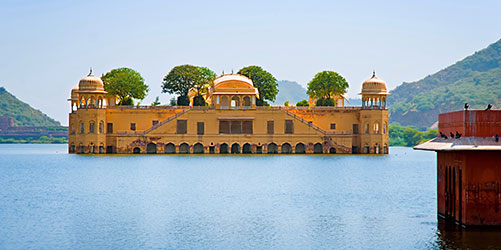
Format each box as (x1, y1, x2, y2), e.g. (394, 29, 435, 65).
(69, 106, 388, 154)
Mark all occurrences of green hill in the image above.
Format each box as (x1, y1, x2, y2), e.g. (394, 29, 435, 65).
(0, 87, 61, 126)
(389, 38, 501, 128)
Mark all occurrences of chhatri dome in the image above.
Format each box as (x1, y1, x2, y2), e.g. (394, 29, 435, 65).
(208, 73, 259, 109)
(77, 68, 105, 92)
(69, 68, 115, 111)
(359, 71, 389, 109)
(360, 71, 388, 95)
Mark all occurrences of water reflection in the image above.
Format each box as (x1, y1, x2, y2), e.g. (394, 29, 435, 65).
(434, 217, 501, 249)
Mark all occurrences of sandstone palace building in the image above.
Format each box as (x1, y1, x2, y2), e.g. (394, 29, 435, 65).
(68, 72, 389, 154)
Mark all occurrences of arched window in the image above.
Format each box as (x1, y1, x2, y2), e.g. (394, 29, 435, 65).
(80, 96, 86, 108)
(80, 122, 84, 134)
(220, 143, 229, 154)
(98, 97, 103, 108)
(147, 143, 157, 154)
(242, 143, 252, 153)
(267, 143, 278, 154)
(89, 121, 95, 134)
(314, 143, 323, 154)
(243, 96, 251, 108)
(179, 143, 190, 154)
(193, 143, 204, 154)
(373, 122, 380, 134)
(281, 143, 292, 154)
(165, 143, 176, 154)
(231, 96, 240, 109)
(295, 143, 305, 154)
(221, 96, 229, 109)
(231, 143, 241, 154)
(99, 121, 104, 134)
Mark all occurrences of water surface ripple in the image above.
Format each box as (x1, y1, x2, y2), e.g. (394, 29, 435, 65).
(1, 145, 500, 249)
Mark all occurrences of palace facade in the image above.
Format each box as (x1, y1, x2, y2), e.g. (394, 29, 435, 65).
(68, 72, 389, 154)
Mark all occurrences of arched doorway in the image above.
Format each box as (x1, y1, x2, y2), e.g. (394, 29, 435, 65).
(147, 143, 157, 154)
(329, 147, 336, 154)
(133, 147, 140, 154)
(179, 143, 190, 154)
(242, 143, 252, 154)
(231, 143, 241, 154)
(220, 143, 229, 154)
(364, 144, 370, 154)
(375, 144, 380, 154)
(314, 143, 323, 154)
(193, 143, 204, 154)
(281, 143, 292, 154)
(165, 143, 176, 154)
(295, 143, 305, 154)
(267, 143, 278, 154)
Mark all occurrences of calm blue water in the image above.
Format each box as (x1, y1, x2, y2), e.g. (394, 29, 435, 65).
(1, 145, 500, 249)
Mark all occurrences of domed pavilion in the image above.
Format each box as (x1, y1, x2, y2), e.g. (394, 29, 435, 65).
(360, 71, 389, 109)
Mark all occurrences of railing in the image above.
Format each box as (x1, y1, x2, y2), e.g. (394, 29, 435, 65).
(282, 106, 362, 111)
(279, 107, 352, 136)
(142, 108, 191, 134)
(255, 106, 281, 110)
(115, 108, 191, 136)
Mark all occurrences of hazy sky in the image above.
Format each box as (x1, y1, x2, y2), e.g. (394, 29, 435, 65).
(1, 0, 500, 125)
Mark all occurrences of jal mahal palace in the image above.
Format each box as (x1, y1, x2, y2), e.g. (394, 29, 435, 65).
(68, 71, 389, 154)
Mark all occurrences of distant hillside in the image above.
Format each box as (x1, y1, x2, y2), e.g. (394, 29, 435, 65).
(273, 80, 308, 105)
(347, 98, 362, 106)
(389, 38, 501, 127)
(0, 87, 61, 126)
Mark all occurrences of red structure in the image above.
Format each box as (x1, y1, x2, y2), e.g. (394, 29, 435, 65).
(0, 116, 14, 130)
(415, 110, 501, 226)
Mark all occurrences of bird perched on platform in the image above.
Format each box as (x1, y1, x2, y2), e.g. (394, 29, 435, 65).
(464, 103, 469, 110)
(486, 104, 493, 110)
(440, 132, 448, 139)
(496, 134, 499, 142)
(455, 131, 462, 139)
(450, 132, 454, 138)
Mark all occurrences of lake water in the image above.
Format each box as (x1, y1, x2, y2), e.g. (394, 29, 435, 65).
(1, 144, 501, 249)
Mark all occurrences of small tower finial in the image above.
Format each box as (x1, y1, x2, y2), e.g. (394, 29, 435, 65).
(88, 67, 93, 76)
(231, 69, 234, 74)
(372, 70, 376, 77)
(222, 70, 224, 75)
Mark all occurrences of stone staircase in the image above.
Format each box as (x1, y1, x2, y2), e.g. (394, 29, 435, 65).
(280, 107, 335, 135)
(143, 108, 191, 135)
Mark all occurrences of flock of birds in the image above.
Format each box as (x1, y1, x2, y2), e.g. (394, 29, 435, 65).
(438, 103, 498, 142)
(439, 131, 462, 140)
(464, 103, 493, 110)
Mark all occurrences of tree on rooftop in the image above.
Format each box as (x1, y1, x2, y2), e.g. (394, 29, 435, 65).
(307, 71, 348, 106)
(296, 99, 310, 106)
(162, 65, 215, 106)
(237, 66, 278, 106)
(101, 68, 149, 105)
